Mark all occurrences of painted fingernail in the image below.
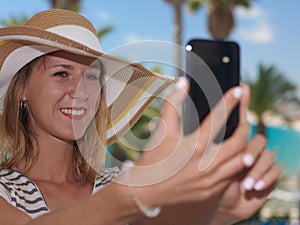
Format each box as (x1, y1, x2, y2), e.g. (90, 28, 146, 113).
(243, 154, 254, 167)
(232, 86, 242, 99)
(254, 180, 265, 191)
(243, 177, 255, 190)
(175, 77, 187, 89)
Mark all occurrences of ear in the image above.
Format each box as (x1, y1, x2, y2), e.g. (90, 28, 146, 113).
(19, 86, 27, 102)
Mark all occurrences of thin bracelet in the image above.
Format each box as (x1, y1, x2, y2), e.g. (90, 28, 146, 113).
(123, 160, 161, 218)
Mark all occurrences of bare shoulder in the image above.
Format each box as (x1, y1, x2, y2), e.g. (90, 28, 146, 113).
(0, 197, 31, 225)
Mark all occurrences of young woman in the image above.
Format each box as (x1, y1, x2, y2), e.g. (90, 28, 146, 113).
(0, 9, 280, 225)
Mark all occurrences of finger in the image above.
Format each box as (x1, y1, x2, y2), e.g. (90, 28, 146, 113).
(212, 85, 252, 165)
(194, 85, 243, 145)
(215, 120, 250, 164)
(208, 151, 248, 183)
(242, 150, 276, 191)
(225, 84, 251, 143)
(238, 84, 250, 124)
(213, 122, 253, 166)
(241, 134, 267, 167)
(195, 152, 248, 198)
(159, 77, 189, 136)
(253, 165, 281, 191)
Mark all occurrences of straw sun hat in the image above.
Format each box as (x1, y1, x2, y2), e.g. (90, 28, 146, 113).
(0, 9, 176, 145)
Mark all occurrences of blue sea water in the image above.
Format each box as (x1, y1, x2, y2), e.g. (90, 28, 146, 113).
(250, 125, 300, 176)
(107, 124, 300, 176)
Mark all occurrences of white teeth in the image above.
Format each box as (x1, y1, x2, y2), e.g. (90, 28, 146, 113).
(61, 108, 85, 116)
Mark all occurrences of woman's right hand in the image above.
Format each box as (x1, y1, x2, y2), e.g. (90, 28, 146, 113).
(126, 77, 270, 209)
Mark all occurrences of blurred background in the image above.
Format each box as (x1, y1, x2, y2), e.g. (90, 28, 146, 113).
(1, 0, 300, 224)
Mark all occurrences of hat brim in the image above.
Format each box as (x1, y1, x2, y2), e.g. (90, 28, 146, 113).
(0, 26, 176, 145)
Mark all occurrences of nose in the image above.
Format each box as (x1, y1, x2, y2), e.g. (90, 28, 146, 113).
(68, 76, 89, 100)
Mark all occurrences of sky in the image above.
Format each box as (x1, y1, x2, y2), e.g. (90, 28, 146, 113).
(0, 0, 299, 95)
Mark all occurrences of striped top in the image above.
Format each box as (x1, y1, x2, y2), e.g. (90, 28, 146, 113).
(0, 167, 120, 219)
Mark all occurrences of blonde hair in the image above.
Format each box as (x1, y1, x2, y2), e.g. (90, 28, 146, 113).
(0, 54, 108, 182)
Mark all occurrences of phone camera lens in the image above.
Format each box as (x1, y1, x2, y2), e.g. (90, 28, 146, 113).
(222, 56, 230, 63)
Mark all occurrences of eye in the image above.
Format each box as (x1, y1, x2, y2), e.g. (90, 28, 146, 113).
(83, 74, 99, 80)
(83, 68, 101, 81)
(53, 71, 68, 77)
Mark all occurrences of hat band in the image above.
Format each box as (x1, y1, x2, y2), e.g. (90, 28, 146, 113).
(47, 25, 101, 52)
(0, 45, 56, 82)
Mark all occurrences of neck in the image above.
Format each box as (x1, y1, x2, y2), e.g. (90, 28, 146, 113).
(24, 136, 78, 183)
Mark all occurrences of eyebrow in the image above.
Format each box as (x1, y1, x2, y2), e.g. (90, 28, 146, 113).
(87, 62, 102, 70)
(48, 62, 101, 70)
(49, 64, 74, 70)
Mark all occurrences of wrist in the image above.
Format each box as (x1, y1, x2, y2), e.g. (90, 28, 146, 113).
(122, 160, 162, 218)
(91, 181, 140, 224)
(209, 209, 237, 225)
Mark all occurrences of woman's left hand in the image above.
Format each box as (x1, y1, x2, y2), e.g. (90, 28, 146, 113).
(211, 138, 281, 225)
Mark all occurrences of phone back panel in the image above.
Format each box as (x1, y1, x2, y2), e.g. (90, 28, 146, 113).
(183, 39, 240, 142)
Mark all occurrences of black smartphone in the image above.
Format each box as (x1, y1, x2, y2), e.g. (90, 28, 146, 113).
(183, 39, 240, 142)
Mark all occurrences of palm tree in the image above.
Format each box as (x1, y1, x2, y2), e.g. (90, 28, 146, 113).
(164, 0, 187, 76)
(49, 0, 81, 11)
(164, 0, 253, 77)
(0, 5, 113, 40)
(189, 0, 252, 40)
(48, 1, 114, 40)
(248, 64, 298, 136)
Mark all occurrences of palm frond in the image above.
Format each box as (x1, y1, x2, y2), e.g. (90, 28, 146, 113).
(248, 63, 298, 118)
(97, 26, 114, 39)
(0, 15, 28, 26)
(188, 0, 204, 13)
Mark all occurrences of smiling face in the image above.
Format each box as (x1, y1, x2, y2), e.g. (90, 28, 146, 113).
(22, 51, 103, 142)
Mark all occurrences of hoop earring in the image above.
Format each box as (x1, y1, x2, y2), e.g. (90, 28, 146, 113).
(20, 100, 27, 111)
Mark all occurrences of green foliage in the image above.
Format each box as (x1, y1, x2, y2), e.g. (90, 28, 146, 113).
(48, 0, 81, 11)
(109, 64, 167, 163)
(187, 0, 252, 13)
(214, 0, 251, 7)
(68, 3, 81, 12)
(248, 64, 297, 118)
(53, 3, 81, 12)
(110, 99, 162, 162)
(188, 0, 204, 13)
(97, 26, 114, 39)
(230, 0, 251, 8)
(150, 65, 164, 74)
(0, 15, 28, 26)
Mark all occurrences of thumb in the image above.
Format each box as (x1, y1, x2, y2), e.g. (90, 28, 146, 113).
(159, 77, 189, 136)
